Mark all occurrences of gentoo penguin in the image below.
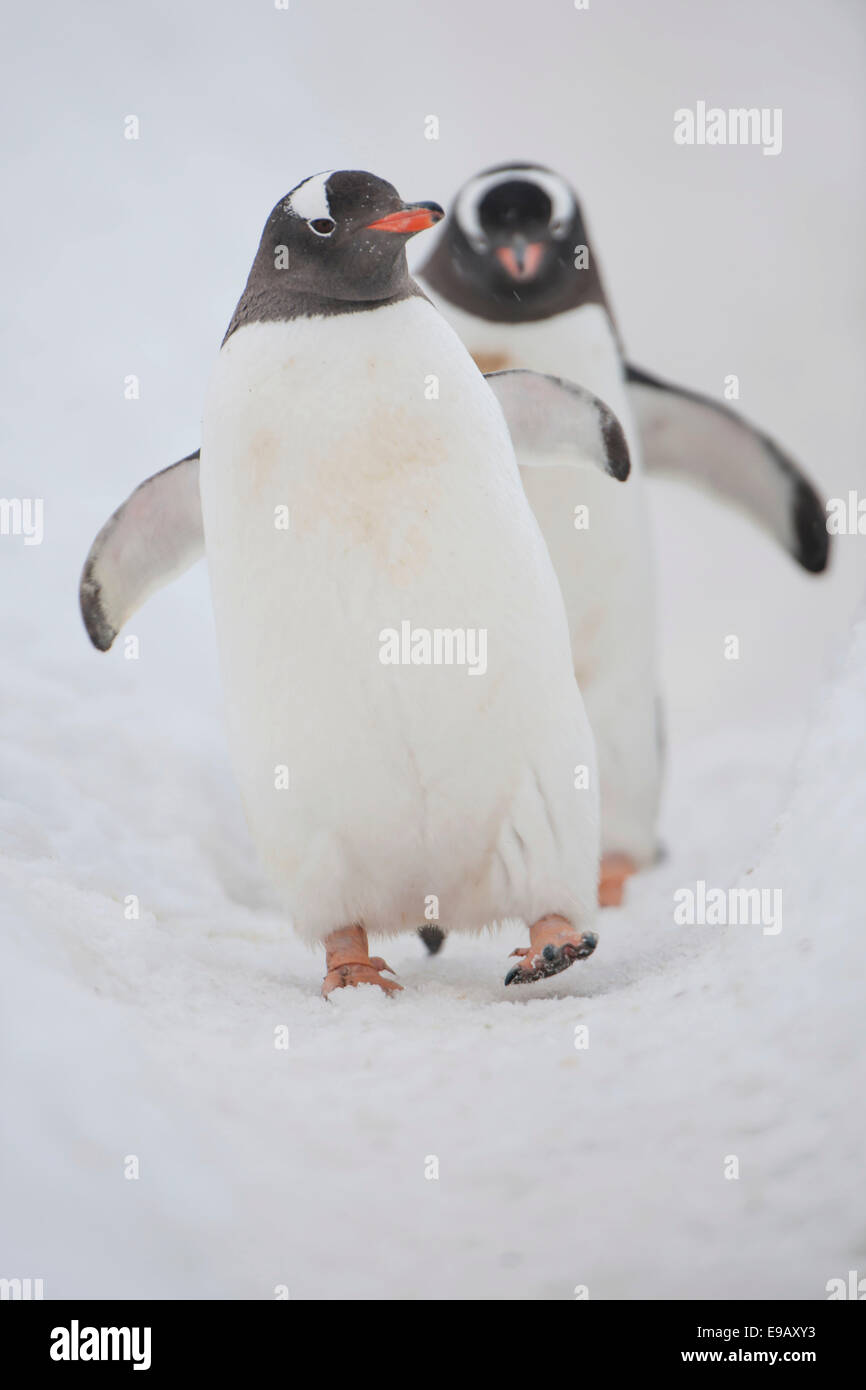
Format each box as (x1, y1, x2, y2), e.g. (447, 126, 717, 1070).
(80, 170, 634, 994)
(419, 161, 830, 922)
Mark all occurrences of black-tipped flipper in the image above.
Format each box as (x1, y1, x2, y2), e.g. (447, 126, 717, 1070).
(626, 365, 830, 573)
(485, 369, 630, 481)
(789, 476, 829, 574)
(80, 451, 204, 651)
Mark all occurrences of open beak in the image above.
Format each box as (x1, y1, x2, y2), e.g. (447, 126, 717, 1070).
(365, 201, 444, 235)
(495, 239, 545, 280)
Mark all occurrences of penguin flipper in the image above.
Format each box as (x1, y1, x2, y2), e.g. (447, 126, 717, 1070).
(625, 365, 829, 573)
(484, 369, 630, 480)
(80, 451, 203, 651)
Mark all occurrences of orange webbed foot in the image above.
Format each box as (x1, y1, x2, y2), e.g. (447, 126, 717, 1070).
(598, 853, 638, 908)
(505, 915, 598, 986)
(321, 925, 402, 999)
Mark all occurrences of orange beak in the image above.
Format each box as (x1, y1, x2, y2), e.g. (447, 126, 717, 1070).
(365, 202, 444, 234)
(495, 242, 545, 280)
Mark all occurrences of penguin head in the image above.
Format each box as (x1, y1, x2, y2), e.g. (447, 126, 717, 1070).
(423, 163, 598, 319)
(253, 170, 444, 304)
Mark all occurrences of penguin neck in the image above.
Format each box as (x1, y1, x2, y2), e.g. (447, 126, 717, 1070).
(420, 234, 613, 326)
(223, 252, 428, 345)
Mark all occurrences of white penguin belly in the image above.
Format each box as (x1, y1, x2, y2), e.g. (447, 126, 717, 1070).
(428, 298, 661, 863)
(199, 299, 599, 942)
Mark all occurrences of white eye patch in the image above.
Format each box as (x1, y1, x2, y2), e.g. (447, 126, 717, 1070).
(455, 166, 575, 246)
(286, 170, 336, 222)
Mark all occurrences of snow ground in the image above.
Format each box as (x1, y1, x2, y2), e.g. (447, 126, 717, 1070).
(1, 590, 864, 1300)
(2, 1, 865, 1300)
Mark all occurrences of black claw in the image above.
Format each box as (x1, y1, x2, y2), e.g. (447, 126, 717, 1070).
(418, 925, 446, 955)
(504, 931, 598, 985)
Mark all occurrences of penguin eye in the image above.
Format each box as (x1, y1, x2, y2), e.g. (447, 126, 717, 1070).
(550, 219, 566, 236)
(308, 217, 336, 237)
